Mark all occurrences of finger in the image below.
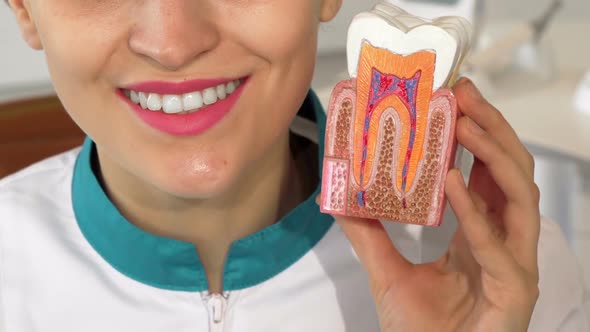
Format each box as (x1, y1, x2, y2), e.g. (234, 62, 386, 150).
(464, 127, 540, 269)
(454, 78, 535, 178)
(317, 195, 413, 287)
(505, 204, 541, 276)
(445, 169, 522, 281)
(340, 218, 415, 292)
(456, 116, 539, 210)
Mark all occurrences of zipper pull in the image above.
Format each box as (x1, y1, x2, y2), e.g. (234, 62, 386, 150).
(202, 292, 230, 331)
(210, 294, 224, 323)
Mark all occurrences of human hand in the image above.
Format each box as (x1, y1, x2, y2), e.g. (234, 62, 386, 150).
(325, 78, 541, 332)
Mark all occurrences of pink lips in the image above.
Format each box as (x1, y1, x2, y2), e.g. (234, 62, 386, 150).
(118, 77, 248, 136)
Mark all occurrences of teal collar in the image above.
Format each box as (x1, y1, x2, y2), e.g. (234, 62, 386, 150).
(72, 90, 334, 291)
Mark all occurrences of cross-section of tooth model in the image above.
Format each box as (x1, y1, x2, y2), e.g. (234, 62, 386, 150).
(320, 2, 472, 227)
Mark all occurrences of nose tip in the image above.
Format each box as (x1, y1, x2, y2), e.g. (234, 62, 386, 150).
(130, 36, 216, 71)
(128, 7, 220, 71)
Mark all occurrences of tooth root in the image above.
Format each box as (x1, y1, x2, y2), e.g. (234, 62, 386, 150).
(139, 92, 148, 109)
(162, 95, 183, 114)
(130, 90, 140, 104)
(225, 81, 236, 94)
(216, 84, 227, 100)
(183, 91, 204, 111)
(203, 88, 218, 105)
(146, 93, 162, 111)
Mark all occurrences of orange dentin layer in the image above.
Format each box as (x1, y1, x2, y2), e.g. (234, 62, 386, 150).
(353, 43, 435, 192)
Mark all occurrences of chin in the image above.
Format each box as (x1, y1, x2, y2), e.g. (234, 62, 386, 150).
(151, 158, 239, 200)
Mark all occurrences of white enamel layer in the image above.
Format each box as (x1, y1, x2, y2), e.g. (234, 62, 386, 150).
(162, 95, 183, 114)
(202, 88, 218, 106)
(125, 79, 242, 114)
(347, 2, 472, 90)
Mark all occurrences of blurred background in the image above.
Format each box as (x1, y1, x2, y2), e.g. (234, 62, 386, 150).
(1, 0, 589, 316)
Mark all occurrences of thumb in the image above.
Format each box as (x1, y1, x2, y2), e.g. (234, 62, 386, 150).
(317, 196, 414, 288)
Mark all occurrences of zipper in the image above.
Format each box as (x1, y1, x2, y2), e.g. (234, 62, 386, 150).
(202, 291, 230, 332)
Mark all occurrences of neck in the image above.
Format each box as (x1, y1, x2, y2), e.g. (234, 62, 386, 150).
(96, 131, 309, 293)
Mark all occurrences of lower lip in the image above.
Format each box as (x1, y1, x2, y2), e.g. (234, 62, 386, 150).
(118, 79, 248, 136)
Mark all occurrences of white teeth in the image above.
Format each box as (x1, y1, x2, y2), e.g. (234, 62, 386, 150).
(182, 91, 204, 111)
(124, 78, 243, 114)
(146, 93, 162, 111)
(225, 81, 236, 94)
(162, 95, 183, 114)
(130, 90, 140, 104)
(216, 84, 227, 100)
(139, 92, 148, 109)
(347, 3, 472, 90)
(203, 88, 218, 105)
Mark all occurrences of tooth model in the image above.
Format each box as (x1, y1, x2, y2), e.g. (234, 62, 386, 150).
(320, 3, 472, 227)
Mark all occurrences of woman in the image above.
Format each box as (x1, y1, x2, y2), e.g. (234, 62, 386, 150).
(1, 0, 588, 330)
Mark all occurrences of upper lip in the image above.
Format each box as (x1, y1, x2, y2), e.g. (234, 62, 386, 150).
(122, 77, 246, 95)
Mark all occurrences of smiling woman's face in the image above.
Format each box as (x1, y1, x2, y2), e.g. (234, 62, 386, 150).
(10, 0, 342, 199)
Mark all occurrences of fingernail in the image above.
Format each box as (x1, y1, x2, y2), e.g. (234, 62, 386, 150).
(464, 79, 483, 99)
(465, 117, 485, 135)
(456, 76, 470, 85)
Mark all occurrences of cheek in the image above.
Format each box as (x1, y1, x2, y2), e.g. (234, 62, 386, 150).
(225, 2, 319, 62)
(32, 0, 127, 95)
(32, 1, 133, 144)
